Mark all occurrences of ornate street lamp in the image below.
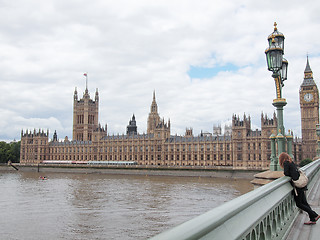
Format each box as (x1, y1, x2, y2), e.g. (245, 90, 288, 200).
(265, 39, 283, 77)
(265, 22, 291, 171)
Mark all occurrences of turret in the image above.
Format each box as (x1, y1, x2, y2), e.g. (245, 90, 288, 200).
(74, 87, 78, 101)
(53, 130, 58, 142)
(127, 114, 138, 136)
(73, 74, 100, 141)
(95, 88, 99, 102)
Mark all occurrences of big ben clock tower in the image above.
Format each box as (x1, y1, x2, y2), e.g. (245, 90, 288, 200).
(299, 57, 319, 160)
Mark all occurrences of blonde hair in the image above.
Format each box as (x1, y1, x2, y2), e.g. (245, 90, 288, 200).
(279, 152, 292, 168)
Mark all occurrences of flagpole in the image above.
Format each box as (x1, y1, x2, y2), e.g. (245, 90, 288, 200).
(84, 72, 88, 90)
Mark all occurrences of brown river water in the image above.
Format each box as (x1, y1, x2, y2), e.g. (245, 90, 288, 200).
(0, 171, 254, 239)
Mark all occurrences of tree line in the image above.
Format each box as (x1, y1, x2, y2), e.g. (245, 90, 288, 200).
(0, 141, 20, 163)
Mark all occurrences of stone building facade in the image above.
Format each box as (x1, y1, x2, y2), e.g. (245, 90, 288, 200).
(22, 62, 318, 168)
(20, 90, 303, 169)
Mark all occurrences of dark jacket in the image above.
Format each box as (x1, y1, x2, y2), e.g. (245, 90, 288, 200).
(283, 160, 307, 190)
(283, 160, 300, 181)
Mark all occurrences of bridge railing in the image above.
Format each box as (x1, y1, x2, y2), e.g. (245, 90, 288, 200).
(150, 159, 320, 240)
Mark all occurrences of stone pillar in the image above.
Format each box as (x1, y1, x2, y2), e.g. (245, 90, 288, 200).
(269, 134, 277, 171)
(286, 134, 293, 159)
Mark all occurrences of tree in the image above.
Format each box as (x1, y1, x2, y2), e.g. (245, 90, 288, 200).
(0, 141, 20, 163)
(299, 158, 312, 167)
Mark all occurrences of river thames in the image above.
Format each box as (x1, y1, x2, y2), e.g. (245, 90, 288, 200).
(0, 170, 254, 239)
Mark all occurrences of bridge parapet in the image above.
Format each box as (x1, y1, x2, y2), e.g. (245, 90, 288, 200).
(150, 159, 320, 240)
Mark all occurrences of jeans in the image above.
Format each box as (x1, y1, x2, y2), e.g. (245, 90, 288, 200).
(294, 187, 318, 221)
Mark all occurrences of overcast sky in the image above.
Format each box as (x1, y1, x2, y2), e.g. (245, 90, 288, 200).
(1, 0, 320, 142)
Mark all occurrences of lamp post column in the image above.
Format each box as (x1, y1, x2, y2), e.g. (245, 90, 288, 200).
(273, 99, 287, 168)
(272, 99, 286, 137)
(316, 124, 320, 158)
(265, 23, 288, 171)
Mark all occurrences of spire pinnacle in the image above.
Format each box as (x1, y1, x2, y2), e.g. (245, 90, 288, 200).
(150, 90, 158, 113)
(301, 56, 315, 86)
(305, 55, 312, 73)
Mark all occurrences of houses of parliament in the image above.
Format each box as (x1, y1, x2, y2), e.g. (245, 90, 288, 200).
(20, 58, 319, 169)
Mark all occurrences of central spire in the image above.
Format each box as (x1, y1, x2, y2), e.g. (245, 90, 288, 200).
(304, 55, 312, 73)
(301, 56, 315, 86)
(151, 90, 158, 113)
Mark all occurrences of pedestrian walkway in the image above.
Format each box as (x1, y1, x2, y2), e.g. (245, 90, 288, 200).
(285, 170, 320, 240)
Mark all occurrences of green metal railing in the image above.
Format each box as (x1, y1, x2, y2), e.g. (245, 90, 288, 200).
(150, 159, 320, 240)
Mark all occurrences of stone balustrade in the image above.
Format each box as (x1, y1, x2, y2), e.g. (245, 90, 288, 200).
(150, 159, 320, 240)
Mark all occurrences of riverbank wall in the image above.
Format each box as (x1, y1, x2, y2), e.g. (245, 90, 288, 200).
(0, 164, 263, 179)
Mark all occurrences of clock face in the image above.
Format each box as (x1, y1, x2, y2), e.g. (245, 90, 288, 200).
(304, 93, 313, 102)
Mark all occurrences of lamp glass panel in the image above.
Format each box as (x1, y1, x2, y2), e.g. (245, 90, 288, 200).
(281, 60, 288, 80)
(274, 35, 285, 51)
(266, 48, 283, 72)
